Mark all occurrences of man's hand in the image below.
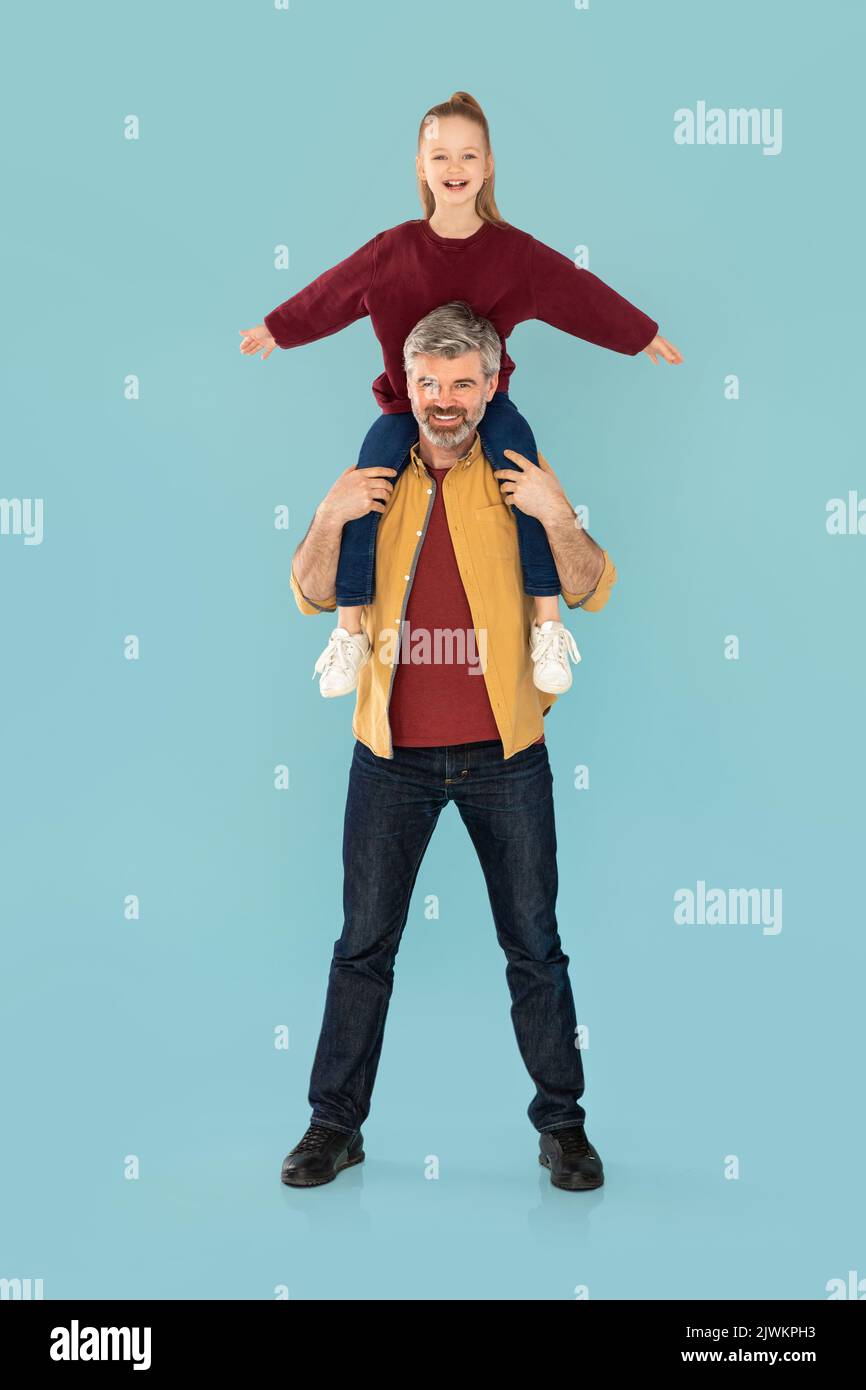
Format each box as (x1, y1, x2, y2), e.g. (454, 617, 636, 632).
(642, 334, 683, 364)
(293, 466, 398, 608)
(494, 451, 606, 596)
(493, 450, 575, 527)
(239, 324, 277, 360)
(316, 465, 398, 528)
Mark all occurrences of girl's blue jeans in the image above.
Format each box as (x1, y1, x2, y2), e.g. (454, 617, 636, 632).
(334, 392, 562, 606)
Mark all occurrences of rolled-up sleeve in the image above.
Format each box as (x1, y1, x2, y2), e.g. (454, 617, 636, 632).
(561, 550, 617, 612)
(290, 564, 336, 615)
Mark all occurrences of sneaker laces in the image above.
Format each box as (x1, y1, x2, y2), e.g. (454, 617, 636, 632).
(312, 629, 364, 681)
(292, 1123, 342, 1154)
(532, 623, 580, 669)
(553, 1125, 592, 1157)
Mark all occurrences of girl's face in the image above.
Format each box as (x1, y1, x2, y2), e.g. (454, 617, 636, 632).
(416, 114, 493, 212)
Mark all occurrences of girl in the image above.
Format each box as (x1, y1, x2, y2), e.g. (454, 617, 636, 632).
(240, 91, 681, 697)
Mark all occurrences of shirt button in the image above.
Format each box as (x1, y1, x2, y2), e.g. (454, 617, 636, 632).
(426, 488, 432, 495)
(416, 529, 422, 536)
(404, 574, 410, 581)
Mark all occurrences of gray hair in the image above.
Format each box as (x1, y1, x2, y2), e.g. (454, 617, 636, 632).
(403, 300, 501, 380)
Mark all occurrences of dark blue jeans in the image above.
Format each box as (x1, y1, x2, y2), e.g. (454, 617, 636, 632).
(334, 393, 562, 605)
(307, 738, 588, 1134)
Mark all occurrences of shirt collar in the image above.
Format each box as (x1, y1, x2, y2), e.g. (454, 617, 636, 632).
(409, 431, 482, 477)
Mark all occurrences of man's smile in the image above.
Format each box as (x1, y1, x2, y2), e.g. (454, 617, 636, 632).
(427, 408, 465, 424)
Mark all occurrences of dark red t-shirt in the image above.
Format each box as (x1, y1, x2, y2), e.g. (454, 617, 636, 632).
(388, 466, 543, 750)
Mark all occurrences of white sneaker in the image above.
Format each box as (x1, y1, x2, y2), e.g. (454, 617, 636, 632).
(530, 620, 581, 694)
(312, 627, 371, 698)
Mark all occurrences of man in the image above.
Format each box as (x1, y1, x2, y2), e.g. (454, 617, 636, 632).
(281, 301, 616, 1192)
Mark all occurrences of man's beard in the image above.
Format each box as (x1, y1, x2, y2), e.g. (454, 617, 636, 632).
(416, 400, 486, 450)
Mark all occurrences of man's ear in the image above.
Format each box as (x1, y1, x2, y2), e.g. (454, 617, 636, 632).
(486, 371, 500, 401)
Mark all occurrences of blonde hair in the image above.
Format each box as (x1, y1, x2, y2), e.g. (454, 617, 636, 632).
(417, 91, 505, 225)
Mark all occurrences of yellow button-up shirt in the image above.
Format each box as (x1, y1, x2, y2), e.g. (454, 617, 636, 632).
(290, 432, 617, 759)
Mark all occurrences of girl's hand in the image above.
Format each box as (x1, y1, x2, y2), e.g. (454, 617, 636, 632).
(239, 324, 277, 360)
(642, 334, 683, 364)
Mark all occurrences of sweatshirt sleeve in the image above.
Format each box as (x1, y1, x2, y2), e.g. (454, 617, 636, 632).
(263, 234, 378, 350)
(530, 236, 658, 356)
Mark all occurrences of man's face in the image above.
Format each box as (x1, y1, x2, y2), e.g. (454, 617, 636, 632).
(407, 350, 499, 450)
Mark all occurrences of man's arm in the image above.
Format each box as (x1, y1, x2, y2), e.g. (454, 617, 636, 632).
(542, 508, 610, 608)
(292, 510, 342, 612)
(291, 464, 398, 613)
(492, 450, 617, 611)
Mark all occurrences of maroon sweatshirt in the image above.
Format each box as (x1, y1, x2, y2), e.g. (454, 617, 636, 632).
(264, 218, 658, 413)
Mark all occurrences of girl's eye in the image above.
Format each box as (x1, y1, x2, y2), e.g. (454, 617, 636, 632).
(462, 153, 477, 160)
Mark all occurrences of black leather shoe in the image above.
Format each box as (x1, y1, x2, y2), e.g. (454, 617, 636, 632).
(539, 1123, 604, 1191)
(280, 1122, 365, 1187)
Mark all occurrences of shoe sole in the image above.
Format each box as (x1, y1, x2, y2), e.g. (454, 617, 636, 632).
(539, 1152, 604, 1191)
(281, 1150, 365, 1188)
(533, 675, 573, 695)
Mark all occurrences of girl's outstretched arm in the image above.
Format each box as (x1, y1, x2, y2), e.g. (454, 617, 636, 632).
(243, 233, 380, 357)
(530, 235, 669, 359)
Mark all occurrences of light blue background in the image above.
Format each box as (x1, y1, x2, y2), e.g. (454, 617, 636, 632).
(2, 0, 863, 1300)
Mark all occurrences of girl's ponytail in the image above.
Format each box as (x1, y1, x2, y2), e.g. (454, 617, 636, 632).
(417, 92, 505, 226)
(449, 90, 484, 114)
